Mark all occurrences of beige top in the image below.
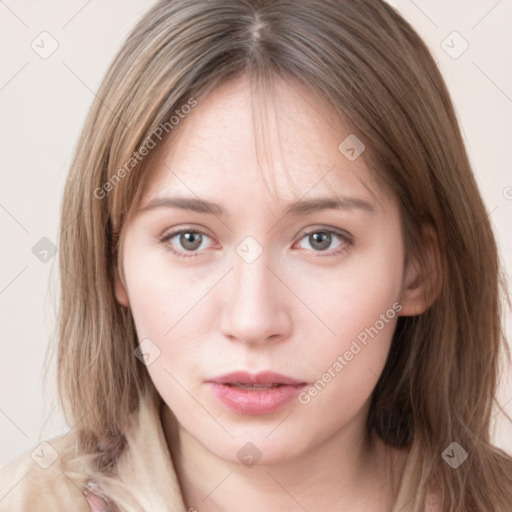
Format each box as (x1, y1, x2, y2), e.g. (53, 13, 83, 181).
(0, 398, 434, 511)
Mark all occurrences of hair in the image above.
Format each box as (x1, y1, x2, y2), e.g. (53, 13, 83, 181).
(57, 0, 512, 510)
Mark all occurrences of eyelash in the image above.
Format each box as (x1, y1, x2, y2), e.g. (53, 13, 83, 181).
(157, 227, 353, 259)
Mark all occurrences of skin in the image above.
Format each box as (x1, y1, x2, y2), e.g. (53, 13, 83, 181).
(115, 75, 432, 511)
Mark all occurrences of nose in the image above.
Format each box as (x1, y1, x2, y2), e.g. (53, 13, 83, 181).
(219, 248, 292, 346)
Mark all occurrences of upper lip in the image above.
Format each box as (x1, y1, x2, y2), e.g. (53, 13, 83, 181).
(207, 371, 306, 386)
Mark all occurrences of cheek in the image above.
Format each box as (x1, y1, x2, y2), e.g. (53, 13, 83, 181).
(295, 228, 402, 339)
(122, 242, 215, 383)
(122, 235, 204, 339)
(295, 233, 404, 409)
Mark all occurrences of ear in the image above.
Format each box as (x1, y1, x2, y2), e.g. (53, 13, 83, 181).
(114, 265, 130, 308)
(399, 225, 443, 316)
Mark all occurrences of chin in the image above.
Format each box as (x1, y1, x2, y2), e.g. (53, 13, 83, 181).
(201, 428, 312, 467)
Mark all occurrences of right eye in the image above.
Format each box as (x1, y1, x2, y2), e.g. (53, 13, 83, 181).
(158, 229, 215, 258)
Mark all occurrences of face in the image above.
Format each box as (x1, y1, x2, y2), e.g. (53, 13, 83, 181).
(115, 75, 417, 465)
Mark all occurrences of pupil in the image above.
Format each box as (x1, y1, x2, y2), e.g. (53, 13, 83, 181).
(310, 232, 331, 250)
(181, 232, 202, 250)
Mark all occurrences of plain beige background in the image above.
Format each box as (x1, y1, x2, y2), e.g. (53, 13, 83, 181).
(0, 0, 511, 468)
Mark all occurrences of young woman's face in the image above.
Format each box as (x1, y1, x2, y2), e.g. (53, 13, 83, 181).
(116, 75, 410, 465)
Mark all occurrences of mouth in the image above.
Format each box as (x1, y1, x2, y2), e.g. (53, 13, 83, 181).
(206, 371, 307, 415)
(222, 382, 285, 389)
(208, 370, 306, 386)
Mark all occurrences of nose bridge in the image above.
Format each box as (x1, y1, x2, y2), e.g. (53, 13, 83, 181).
(233, 246, 273, 306)
(219, 242, 291, 344)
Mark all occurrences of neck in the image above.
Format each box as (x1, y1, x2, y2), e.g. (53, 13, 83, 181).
(162, 404, 407, 512)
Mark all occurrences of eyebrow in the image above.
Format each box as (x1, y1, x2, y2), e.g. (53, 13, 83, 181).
(138, 195, 376, 216)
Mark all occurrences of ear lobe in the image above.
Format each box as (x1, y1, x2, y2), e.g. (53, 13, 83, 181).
(399, 225, 443, 316)
(114, 266, 130, 308)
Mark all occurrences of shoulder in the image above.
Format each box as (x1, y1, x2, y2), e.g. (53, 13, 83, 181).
(0, 432, 91, 511)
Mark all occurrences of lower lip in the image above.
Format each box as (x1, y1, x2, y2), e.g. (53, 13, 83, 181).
(209, 383, 306, 415)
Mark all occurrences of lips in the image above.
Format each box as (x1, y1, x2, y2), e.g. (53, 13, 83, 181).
(209, 371, 305, 387)
(206, 371, 307, 415)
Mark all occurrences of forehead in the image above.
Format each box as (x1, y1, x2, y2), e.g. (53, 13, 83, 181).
(140, 75, 391, 214)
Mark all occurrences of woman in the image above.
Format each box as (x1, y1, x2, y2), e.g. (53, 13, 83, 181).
(1, 0, 511, 510)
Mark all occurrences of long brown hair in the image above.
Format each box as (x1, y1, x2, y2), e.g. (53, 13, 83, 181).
(58, 0, 512, 510)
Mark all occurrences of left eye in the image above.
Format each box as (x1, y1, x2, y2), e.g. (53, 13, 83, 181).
(295, 230, 348, 253)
